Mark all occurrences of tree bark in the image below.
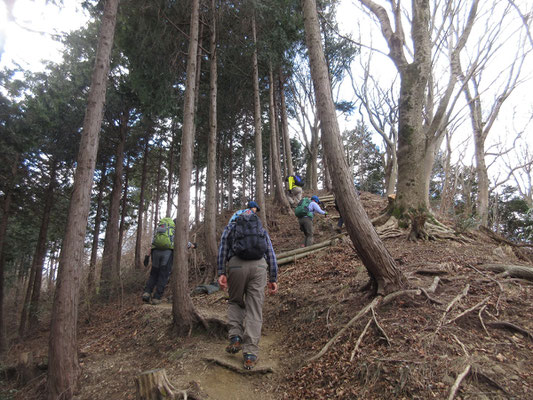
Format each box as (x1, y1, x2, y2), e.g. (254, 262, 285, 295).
(135, 131, 151, 270)
(28, 162, 58, 331)
(204, 0, 218, 283)
(359, 0, 479, 216)
(172, 0, 203, 335)
(100, 113, 127, 298)
(166, 123, 176, 218)
(251, 13, 267, 222)
(269, 64, 291, 212)
(88, 164, 107, 296)
(47, 0, 119, 398)
(302, 0, 407, 294)
(0, 154, 19, 353)
(279, 69, 294, 177)
(116, 157, 130, 269)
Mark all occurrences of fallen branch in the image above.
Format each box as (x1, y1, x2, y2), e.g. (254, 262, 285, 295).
(447, 364, 471, 400)
(349, 318, 372, 362)
(486, 321, 533, 341)
(307, 297, 381, 363)
(202, 357, 274, 374)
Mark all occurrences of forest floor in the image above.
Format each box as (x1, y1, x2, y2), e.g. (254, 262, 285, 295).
(2, 192, 533, 399)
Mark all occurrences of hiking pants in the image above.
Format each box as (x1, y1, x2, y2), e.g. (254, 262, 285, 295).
(298, 216, 314, 247)
(227, 255, 268, 357)
(144, 249, 173, 300)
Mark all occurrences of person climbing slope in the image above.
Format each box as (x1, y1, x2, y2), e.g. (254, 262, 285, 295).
(217, 200, 278, 370)
(295, 195, 328, 247)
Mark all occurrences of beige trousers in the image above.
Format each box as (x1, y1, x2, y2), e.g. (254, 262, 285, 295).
(227, 256, 268, 356)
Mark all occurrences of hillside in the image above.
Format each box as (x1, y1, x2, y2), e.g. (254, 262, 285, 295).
(2, 192, 533, 399)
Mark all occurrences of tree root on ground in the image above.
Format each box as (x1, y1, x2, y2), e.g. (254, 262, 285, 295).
(486, 321, 533, 341)
(202, 357, 274, 374)
(372, 214, 470, 243)
(480, 263, 533, 282)
(135, 369, 204, 400)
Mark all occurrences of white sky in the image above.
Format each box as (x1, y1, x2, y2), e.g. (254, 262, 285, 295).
(1, 0, 531, 190)
(0, 0, 89, 71)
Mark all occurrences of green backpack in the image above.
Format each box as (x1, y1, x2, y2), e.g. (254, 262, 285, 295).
(294, 197, 313, 218)
(152, 218, 175, 250)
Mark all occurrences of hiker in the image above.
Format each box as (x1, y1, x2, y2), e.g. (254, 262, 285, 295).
(217, 200, 278, 370)
(286, 174, 304, 207)
(295, 195, 328, 247)
(142, 218, 196, 305)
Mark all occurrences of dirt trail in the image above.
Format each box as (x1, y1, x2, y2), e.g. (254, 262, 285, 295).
(75, 295, 283, 400)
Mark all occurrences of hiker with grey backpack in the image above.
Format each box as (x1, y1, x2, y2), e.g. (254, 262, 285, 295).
(142, 218, 196, 305)
(217, 201, 278, 370)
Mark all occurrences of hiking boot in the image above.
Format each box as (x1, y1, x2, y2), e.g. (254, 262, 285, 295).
(142, 292, 151, 303)
(225, 336, 242, 354)
(243, 353, 257, 370)
(151, 298, 162, 305)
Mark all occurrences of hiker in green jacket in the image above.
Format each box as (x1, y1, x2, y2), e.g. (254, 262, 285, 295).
(296, 195, 328, 247)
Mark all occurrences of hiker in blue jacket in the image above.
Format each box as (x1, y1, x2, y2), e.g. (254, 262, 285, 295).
(217, 200, 278, 370)
(298, 195, 328, 247)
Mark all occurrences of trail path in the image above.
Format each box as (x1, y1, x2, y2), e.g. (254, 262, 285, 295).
(77, 293, 284, 399)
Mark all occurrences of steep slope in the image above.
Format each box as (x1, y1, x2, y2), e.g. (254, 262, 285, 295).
(3, 192, 532, 399)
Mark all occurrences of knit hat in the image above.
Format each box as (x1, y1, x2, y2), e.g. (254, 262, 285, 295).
(247, 200, 261, 211)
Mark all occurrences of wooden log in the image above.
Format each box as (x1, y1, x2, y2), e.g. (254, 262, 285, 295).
(135, 369, 179, 400)
(277, 234, 344, 259)
(278, 247, 333, 266)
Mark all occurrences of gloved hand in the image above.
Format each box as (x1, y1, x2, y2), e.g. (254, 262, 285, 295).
(143, 254, 150, 267)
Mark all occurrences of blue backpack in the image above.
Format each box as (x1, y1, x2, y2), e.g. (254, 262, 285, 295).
(232, 212, 268, 260)
(294, 175, 304, 187)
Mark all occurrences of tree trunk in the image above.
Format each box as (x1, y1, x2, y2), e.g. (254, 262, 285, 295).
(279, 69, 294, 177)
(100, 114, 127, 298)
(269, 64, 291, 212)
(135, 132, 151, 270)
(116, 158, 130, 269)
(47, 0, 119, 398)
(302, 0, 407, 295)
(251, 13, 267, 222)
(0, 154, 19, 353)
(28, 162, 58, 331)
(88, 164, 107, 296)
(229, 135, 234, 209)
(203, 30, 218, 262)
(155, 149, 162, 225)
(166, 129, 175, 218)
(172, 0, 203, 335)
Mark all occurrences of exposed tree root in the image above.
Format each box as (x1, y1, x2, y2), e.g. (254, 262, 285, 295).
(350, 318, 372, 361)
(135, 369, 204, 400)
(434, 285, 470, 336)
(447, 364, 471, 400)
(372, 213, 469, 243)
(480, 263, 533, 282)
(486, 321, 533, 341)
(480, 226, 533, 262)
(202, 357, 274, 374)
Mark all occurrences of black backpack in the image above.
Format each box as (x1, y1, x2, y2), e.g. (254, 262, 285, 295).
(232, 212, 268, 260)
